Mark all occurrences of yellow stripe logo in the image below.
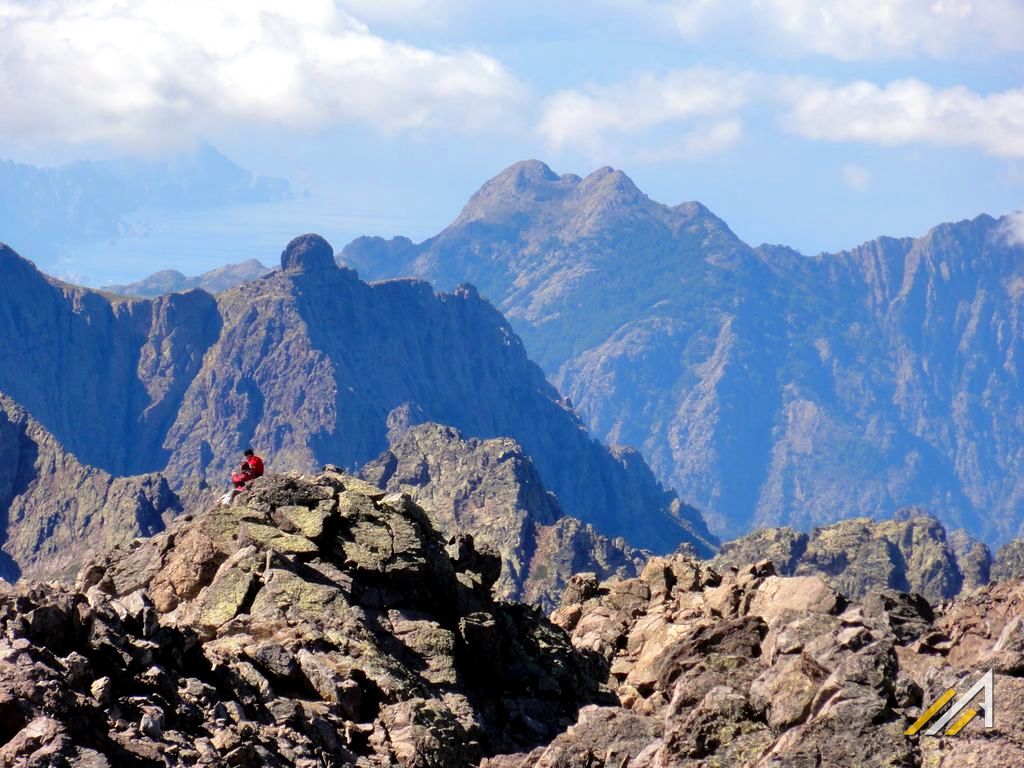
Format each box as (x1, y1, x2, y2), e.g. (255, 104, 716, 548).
(905, 670, 994, 737)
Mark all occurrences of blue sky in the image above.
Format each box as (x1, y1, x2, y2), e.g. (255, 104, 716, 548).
(1, 0, 1022, 283)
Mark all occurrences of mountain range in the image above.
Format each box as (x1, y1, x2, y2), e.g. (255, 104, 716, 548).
(0, 233, 714, 579)
(341, 160, 1024, 545)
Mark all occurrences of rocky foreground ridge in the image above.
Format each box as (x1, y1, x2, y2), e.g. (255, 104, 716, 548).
(490, 558, 1024, 767)
(0, 469, 604, 766)
(2, 468, 1023, 766)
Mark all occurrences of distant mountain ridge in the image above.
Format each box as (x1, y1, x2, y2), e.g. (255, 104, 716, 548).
(0, 234, 716, 580)
(104, 258, 272, 297)
(341, 160, 1024, 546)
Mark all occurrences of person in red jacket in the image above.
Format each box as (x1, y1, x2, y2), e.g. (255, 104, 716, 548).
(221, 448, 266, 506)
(244, 448, 264, 480)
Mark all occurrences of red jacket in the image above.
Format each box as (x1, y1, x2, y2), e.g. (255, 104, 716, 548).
(247, 455, 264, 478)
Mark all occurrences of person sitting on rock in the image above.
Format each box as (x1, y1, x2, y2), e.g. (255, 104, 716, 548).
(220, 448, 264, 506)
(233, 447, 265, 490)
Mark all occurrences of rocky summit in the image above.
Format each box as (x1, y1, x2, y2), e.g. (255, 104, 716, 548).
(486, 557, 1024, 767)
(360, 415, 653, 611)
(0, 469, 603, 766)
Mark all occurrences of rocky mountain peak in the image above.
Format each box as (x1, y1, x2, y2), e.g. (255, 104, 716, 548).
(577, 165, 645, 201)
(497, 159, 560, 187)
(280, 233, 336, 273)
(454, 160, 578, 224)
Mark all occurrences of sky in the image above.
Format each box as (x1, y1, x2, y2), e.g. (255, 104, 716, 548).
(1, 0, 1023, 283)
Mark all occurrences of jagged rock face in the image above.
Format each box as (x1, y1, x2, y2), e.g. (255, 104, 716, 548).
(360, 418, 652, 610)
(104, 259, 271, 297)
(0, 470, 603, 766)
(482, 556, 1024, 767)
(0, 243, 222, 476)
(712, 511, 991, 604)
(0, 395, 179, 582)
(0, 238, 716, 559)
(342, 162, 1024, 546)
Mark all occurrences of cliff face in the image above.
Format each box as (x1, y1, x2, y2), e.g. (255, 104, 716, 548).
(359, 416, 653, 610)
(0, 243, 222, 476)
(0, 395, 179, 582)
(0, 236, 715, 567)
(0, 469, 603, 766)
(342, 162, 1024, 545)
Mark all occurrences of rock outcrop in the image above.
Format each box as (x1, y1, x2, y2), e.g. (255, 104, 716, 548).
(343, 161, 1024, 546)
(484, 555, 1024, 767)
(0, 470, 603, 766)
(360, 416, 652, 610)
(711, 511, 992, 604)
(279, 234, 335, 274)
(0, 394, 179, 582)
(0, 236, 716, 562)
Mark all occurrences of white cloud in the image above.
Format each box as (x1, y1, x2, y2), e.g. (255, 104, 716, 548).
(538, 69, 751, 161)
(840, 163, 870, 191)
(633, 0, 1024, 59)
(633, 119, 744, 162)
(1001, 211, 1024, 246)
(782, 78, 1024, 158)
(539, 65, 1024, 162)
(335, 0, 456, 26)
(0, 0, 524, 149)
